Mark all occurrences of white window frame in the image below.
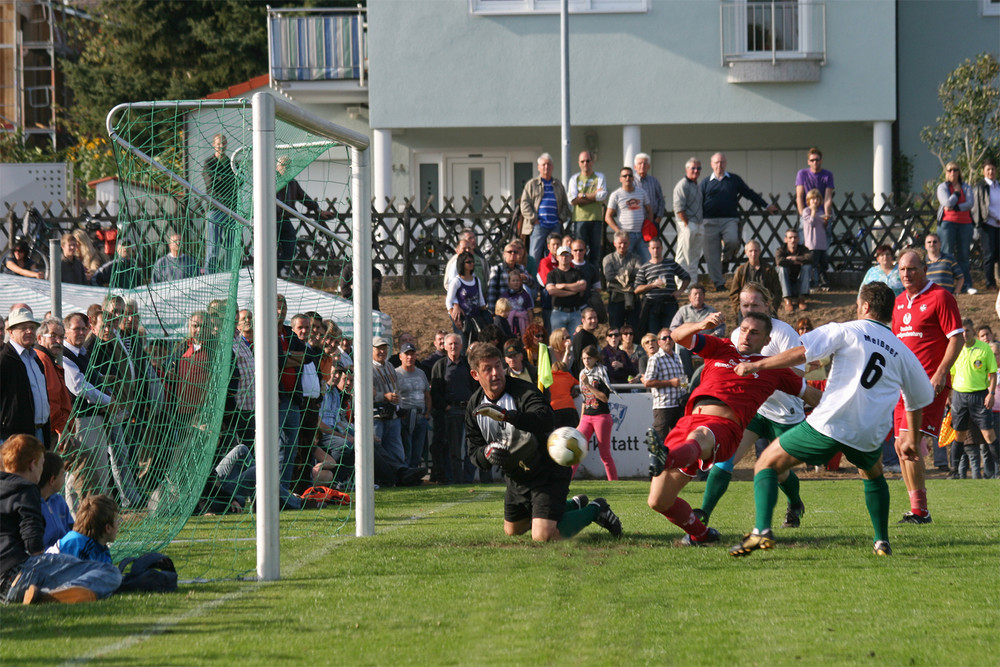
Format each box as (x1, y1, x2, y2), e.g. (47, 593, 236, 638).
(470, 0, 648, 15)
(982, 0, 1000, 16)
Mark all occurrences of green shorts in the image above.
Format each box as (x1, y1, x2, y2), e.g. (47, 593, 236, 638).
(747, 414, 801, 442)
(778, 421, 882, 471)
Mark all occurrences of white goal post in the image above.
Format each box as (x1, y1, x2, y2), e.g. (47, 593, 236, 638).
(105, 93, 373, 583)
(251, 93, 373, 580)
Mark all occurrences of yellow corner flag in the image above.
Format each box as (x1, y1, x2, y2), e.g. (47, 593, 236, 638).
(537, 342, 553, 391)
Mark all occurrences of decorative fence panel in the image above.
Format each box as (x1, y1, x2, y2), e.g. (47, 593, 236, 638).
(2, 192, 980, 286)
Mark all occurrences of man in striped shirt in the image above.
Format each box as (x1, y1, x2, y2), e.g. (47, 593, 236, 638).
(634, 237, 689, 337)
(520, 153, 571, 265)
(643, 327, 688, 441)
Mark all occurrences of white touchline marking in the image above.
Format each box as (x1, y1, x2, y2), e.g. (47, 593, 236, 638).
(62, 493, 495, 666)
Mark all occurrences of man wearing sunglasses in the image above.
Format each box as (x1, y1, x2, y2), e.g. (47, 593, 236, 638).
(568, 151, 608, 266)
(606, 167, 654, 263)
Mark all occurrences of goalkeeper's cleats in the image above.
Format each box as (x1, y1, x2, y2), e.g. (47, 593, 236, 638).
(570, 494, 589, 511)
(729, 529, 775, 557)
(591, 497, 623, 538)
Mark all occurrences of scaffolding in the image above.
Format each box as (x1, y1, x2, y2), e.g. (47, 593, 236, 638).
(0, 0, 67, 151)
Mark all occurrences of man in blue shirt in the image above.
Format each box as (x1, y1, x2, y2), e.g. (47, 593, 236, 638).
(520, 153, 571, 265)
(701, 153, 779, 291)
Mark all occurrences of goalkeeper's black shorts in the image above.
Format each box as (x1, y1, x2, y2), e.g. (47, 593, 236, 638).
(503, 463, 571, 523)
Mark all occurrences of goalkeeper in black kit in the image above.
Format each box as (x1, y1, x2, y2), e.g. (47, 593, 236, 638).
(465, 343, 622, 541)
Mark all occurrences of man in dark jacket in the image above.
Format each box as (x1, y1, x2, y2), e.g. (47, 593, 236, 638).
(465, 343, 622, 542)
(0, 307, 50, 448)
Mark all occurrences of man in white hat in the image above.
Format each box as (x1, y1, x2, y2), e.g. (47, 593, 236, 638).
(1, 307, 50, 446)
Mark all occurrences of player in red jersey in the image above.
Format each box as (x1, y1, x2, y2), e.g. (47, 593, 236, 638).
(645, 311, 821, 545)
(891, 250, 964, 523)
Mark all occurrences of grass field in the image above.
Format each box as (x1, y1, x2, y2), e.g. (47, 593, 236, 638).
(2, 479, 998, 666)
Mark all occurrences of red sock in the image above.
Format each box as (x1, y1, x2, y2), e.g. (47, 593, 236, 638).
(908, 489, 928, 515)
(658, 497, 708, 539)
(666, 439, 702, 470)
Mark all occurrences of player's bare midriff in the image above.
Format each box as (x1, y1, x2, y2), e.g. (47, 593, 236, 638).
(691, 396, 738, 423)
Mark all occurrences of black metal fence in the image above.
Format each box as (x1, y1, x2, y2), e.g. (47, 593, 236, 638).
(1, 192, 979, 288)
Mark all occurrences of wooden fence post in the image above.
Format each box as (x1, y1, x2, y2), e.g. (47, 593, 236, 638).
(401, 201, 412, 290)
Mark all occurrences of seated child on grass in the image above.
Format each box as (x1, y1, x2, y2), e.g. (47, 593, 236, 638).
(40, 452, 73, 548)
(0, 434, 121, 605)
(48, 494, 120, 565)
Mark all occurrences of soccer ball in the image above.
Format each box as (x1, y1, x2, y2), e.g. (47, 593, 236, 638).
(547, 427, 589, 466)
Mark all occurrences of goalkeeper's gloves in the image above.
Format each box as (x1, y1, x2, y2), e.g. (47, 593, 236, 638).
(484, 442, 511, 466)
(474, 403, 508, 423)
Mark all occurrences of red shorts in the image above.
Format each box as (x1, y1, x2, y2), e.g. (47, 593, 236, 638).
(666, 413, 744, 477)
(894, 390, 948, 443)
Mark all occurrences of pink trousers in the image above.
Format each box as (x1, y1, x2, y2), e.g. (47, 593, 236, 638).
(575, 412, 617, 480)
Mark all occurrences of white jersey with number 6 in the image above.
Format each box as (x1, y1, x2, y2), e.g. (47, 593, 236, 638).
(800, 320, 934, 452)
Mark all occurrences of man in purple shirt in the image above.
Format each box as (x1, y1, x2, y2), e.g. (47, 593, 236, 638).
(795, 147, 835, 220)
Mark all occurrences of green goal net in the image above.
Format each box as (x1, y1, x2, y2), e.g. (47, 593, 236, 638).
(55, 97, 376, 581)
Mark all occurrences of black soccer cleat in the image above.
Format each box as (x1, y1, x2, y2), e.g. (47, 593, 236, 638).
(692, 508, 709, 526)
(681, 527, 720, 547)
(571, 494, 589, 511)
(590, 497, 623, 538)
(781, 501, 805, 528)
(898, 511, 932, 524)
(646, 428, 668, 477)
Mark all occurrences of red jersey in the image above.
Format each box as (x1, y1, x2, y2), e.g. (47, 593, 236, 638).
(174, 339, 210, 415)
(892, 281, 963, 379)
(687, 334, 805, 429)
(537, 254, 557, 285)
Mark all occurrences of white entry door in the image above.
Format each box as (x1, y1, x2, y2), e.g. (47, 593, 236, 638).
(446, 156, 506, 212)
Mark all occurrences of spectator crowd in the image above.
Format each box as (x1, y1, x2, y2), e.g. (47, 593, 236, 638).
(2, 149, 999, 602)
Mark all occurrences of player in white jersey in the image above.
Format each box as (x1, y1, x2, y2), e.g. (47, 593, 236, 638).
(695, 282, 807, 529)
(729, 282, 934, 557)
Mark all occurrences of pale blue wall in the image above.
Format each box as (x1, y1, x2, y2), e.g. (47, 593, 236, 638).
(897, 0, 1000, 190)
(368, 0, 896, 129)
(389, 121, 875, 201)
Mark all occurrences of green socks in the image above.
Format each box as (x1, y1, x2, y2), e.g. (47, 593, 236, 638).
(779, 470, 801, 507)
(700, 466, 732, 519)
(864, 475, 890, 543)
(700, 467, 799, 525)
(753, 468, 779, 533)
(557, 504, 599, 539)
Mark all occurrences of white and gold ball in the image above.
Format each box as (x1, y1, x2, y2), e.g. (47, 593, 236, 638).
(546, 426, 588, 466)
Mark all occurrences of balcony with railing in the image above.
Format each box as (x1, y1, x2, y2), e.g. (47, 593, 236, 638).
(267, 6, 368, 101)
(720, 1, 826, 83)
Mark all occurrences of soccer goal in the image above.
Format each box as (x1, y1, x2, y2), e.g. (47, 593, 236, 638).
(67, 93, 375, 582)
